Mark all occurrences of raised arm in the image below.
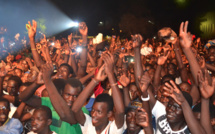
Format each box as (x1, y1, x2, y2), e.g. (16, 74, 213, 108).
(27, 20, 45, 68)
(198, 70, 214, 134)
(72, 65, 107, 125)
(41, 63, 77, 124)
(103, 52, 124, 128)
(179, 21, 201, 85)
(77, 22, 88, 78)
(132, 34, 143, 89)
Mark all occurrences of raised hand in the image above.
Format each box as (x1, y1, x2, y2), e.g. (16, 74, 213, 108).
(41, 63, 54, 82)
(197, 55, 205, 69)
(55, 40, 61, 49)
(40, 34, 47, 45)
(36, 71, 44, 85)
(138, 72, 152, 93)
(179, 21, 192, 48)
(119, 74, 130, 87)
(27, 20, 37, 38)
(135, 108, 149, 128)
(79, 22, 88, 36)
(94, 65, 107, 82)
(157, 51, 170, 65)
(102, 52, 115, 74)
(163, 80, 185, 105)
(131, 34, 143, 48)
(68, 33, 73, 43)
(197, 70, 215, 99)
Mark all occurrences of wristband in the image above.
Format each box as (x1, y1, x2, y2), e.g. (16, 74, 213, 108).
(141, 94, 150, 101)
(92, 78, 99, 85)
(110, 83, 118, 87)
(31, 48, 36, 51)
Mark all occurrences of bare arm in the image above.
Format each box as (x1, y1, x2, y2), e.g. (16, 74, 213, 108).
(42, 63, 77, 124)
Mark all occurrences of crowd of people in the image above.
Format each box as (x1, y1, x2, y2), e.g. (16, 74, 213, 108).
(0, 19, 214, 134)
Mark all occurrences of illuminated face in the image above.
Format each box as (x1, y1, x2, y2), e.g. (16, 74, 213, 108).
(3, 76, 11, 91)
(179, 83, 191, 93)
(129, 84, 139, 101)
(21, 60, 29, 72)
(126, 109, 141, 133)
(91, 102, 110, 127)
(62, 84, 81, 108)
(31, 110, 51, 133)
(56, 66, 70, 80)
(208, 48, 215, 62)
(0, 101, 9, 125)
(166, 99, 184, 123)
(7, 80, 19, 96)
(14, 69, 22, 78)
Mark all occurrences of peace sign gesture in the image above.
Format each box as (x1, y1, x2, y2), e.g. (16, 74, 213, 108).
(179, 21, 192, 48)
(163, 80, 185, 105)
(27, 20, 37, 38)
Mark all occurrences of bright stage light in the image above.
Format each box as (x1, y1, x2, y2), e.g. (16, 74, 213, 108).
(68, 22, 79, 27)
(76, 47, 82, 53)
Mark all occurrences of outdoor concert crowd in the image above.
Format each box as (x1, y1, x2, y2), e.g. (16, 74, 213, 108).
(0, 20, 214, 134)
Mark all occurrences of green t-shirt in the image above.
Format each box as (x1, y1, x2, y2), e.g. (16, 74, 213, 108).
(41, 97, 89, 134)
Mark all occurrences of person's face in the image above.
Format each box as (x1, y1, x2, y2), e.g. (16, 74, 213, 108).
(31, 110, 51, 133)
(166, 99, 184, 123)
(14, 69, 22, 78)
(179, 83, 191, 93)
(7, 80, 19, 96)
(0, 101, 9, 125)
(157, 85, 169, 107)
(56, 66, 70, 80)
(41, 89, 49, 97)
(62, 84, 81, 108)
(167, 64, 176, 76)
(147, 68, 155, 80)
(126, 110, 141, 133)
(27, 69, 38, 82)
(21, 60, 29, 72)
(208, 48, 215, 62)
(129, 84, 139, 101)
(91, 102, 111, 127)
(3, 76, 10, 91)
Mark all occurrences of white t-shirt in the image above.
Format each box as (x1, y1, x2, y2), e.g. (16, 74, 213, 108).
(152, 101, 190, 134)
(80, 113, 125, 134)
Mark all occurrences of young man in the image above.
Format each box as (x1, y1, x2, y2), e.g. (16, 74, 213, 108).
(28, 106, 56, 134)
(0, 98, 23, 133)
(72, 52, 125, 134)
(19, 70, 88, 134)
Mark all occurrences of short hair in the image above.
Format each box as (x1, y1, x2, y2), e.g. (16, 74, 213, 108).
(60, 63, 73, 75)
(94, 93, 114, 112)
(53, 79, 67, 93)
(8, 76, 22, 88)
(0, 98, 10, 110)
(208, 45, 215, 52)
(34, 106, 52, 120)
(161, 74, 175, 85)
(66, 78, 83, 92)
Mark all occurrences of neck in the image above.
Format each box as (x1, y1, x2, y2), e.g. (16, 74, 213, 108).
(38, 128, 52, 134)
(95, 120, 109, 134)
(169, 120, 186, 131)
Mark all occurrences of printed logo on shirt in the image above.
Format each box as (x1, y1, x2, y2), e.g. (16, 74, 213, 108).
(156, 115, 190, 134)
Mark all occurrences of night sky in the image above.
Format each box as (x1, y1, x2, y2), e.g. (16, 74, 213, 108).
(50, 0, 215, 37)
(1, 0, 215, 39)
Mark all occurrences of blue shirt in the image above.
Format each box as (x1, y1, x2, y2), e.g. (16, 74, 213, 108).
(0, 118, 23, 134)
